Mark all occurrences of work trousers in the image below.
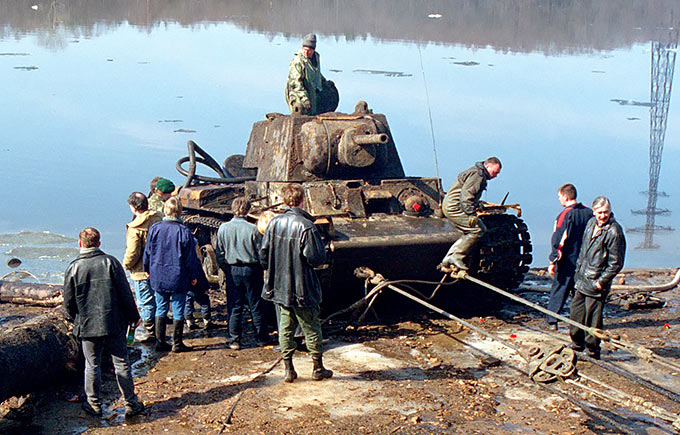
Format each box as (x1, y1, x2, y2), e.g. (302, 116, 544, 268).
(546, 264, 576, 323)
(132, 279, 156, 322)
(278, 304, 322, 359)
(226, 264, 267, 342)
(569, 290, 605, 352)
(442, 215, 487, 265)
(155, 291, 187, 321)
(81, 331, 138, 408)
(184, 290, 211, 320)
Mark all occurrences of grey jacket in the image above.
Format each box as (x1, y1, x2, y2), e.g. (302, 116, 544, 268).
(260, 207, 327, 308)
(215, 216, 262, 267)
(63, 248, 139, 339)
(442, 162, 490, 219)
(574, 215, 626, 297)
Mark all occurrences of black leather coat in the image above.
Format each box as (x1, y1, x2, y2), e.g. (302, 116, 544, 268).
(574, 215, 626, 297)
(63, 248, 140, 338)
(260, 207, 327, 308)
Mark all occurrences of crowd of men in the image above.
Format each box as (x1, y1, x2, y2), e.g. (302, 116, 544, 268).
(62, 179, 334, 418)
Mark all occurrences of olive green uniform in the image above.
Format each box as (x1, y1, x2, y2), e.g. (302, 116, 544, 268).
(441, 162, 491, 269)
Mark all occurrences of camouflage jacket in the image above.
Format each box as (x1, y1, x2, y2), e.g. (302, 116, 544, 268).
(285, 49, 327, 115)
(148, 193, 165, 214)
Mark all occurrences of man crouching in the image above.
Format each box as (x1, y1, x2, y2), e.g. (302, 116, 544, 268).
(63, 227, 145, 418)
(260, 184, 333, 383)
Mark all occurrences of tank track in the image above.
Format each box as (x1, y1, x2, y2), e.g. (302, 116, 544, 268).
(472, 214, 533, 290)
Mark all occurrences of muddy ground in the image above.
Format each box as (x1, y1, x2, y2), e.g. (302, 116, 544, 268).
(1, 268, 679, 434)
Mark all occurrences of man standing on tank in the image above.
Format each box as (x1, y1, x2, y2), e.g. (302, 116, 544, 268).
(440, 157, 502, 271)
(285, 33, 338, 116)
(215, 196, 268, 350)
(123, 192, 162, 342)
(545, 184, 592, 329)
(260, 184, 333, 383)
(570, 196, 626, 360)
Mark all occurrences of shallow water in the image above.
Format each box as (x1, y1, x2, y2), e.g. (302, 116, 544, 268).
(1, 1, 679, 282)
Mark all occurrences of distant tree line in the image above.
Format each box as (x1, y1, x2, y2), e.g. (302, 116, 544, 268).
(1, 0, 677, 53)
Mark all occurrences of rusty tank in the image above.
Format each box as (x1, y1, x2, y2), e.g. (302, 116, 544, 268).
(176, 101, 532, 310)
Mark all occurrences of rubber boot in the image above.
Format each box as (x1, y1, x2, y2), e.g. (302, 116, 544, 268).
(452, 236, 478, 271)
(172, 320, 191, 353)
(154, 317, 171, 352)
(311, 356, 333, 381)
(139, 319, 156, 343)
(283, 358, 297, 383)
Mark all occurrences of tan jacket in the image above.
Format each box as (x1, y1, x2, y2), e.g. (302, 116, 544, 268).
(123, 210, 163, 279)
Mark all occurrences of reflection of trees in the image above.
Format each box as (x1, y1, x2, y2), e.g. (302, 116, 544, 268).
(0, 0, 678, 53)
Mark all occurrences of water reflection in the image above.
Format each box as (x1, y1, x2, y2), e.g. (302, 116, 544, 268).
(1, 1, 679, 280)
(1, 0, 678, 53)
(628, 36, 677, 249)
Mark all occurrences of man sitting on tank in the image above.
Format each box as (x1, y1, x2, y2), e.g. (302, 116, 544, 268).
(440, 157, 502, 271)
(285, 33, 338, 116)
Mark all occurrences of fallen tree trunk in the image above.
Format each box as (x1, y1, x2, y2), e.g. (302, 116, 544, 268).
(0, 281, 63, 307)
(0, 311, 79, 403)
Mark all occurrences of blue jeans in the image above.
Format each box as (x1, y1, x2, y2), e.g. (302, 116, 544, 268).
(155, 291, 187, 321)
(133, 279, 156, 322)
(184, 290, 211, 320)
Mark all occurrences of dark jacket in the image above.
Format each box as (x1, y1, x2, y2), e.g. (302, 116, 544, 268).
(215, 216, 262, 267)
(260, 207, 327, 307)
(143, 218, 203, 295)
(442, 162, 490, 218)
(549, 203, 593, 271)
(63, 248, 139, 339)
(574, 215, 626, 297)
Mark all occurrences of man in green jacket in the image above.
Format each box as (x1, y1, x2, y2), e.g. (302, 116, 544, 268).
(285, 33, 338, 116)
(440, 157, 502, 271)
(123, 192, 162, 342)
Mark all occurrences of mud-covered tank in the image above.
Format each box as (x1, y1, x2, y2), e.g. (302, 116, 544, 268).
(176, 102, 532, 309)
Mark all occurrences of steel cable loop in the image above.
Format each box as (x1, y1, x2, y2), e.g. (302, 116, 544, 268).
(463, 273, 680, 374)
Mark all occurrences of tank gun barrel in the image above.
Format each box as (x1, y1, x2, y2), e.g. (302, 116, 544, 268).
(353, 133, 389, 145)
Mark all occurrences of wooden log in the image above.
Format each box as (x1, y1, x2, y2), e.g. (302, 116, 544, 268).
(0, 281, 63, 307)
(0, 311, 78, 403)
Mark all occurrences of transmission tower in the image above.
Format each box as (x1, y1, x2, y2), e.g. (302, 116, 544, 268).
(630, 36, 677, 249)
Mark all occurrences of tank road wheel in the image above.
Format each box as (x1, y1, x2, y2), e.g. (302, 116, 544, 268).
(470, 214, 532, 290)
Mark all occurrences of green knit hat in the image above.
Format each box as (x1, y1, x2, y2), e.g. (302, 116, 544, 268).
(155, 178, 175, 193)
